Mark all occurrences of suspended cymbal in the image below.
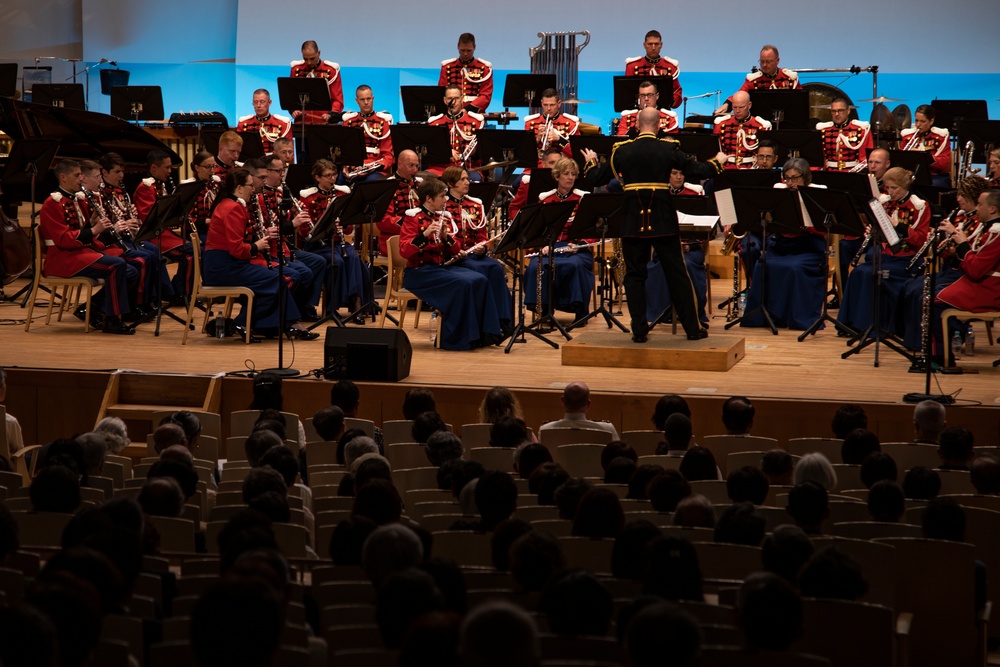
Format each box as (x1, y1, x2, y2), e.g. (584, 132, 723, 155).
(686, 114, 716, 124)
(472, 159, 518, 172)
(563, 98, 595, 105)
(811, 103, 858, 110)
(858, 96, 906, 104)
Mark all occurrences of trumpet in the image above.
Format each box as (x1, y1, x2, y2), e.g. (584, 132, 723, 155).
(848, 160, 868, 173)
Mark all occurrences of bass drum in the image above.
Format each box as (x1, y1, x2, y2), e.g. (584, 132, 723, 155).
(804, 82, 860, 124)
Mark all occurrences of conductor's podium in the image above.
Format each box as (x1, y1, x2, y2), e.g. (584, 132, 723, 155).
(561, 331, 745, 372)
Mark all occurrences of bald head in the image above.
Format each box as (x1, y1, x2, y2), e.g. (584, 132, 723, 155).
(914, 400, 946, 442)
(636, 107, 662, 133)
(731, 91, 751, 120)
(397, 149, 419, 179)
(562, 381, 591, 413)
(153, 423, 187, 454)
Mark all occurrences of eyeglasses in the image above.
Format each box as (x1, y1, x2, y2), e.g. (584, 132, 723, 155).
(784, 173, 804, 181)
(196, 163, 214, 169)
(638, 93, 657, 99)
(320, 172, 336, 179)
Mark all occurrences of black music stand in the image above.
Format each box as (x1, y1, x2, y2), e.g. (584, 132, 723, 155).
(887, 150, 933, 186)
(285, 164, 312, 196)
(713, 170, 782, 191)
(563, 193, 628, 332)
(569, 135, 620, 167)
(958, 120, 1000, 164)
(304, 125, 367, 168)
(30, 84, 85, 110)
(399, 86, 447, 122)
(276, 77, 332, 159)
(174, 180, 205, 226)
(765, 130, 824, 166)
(391, 124, 452, 171)
(0, 138, 58, 305)
(932, 100, 988, 135)
(132, 193, 190, 333)
(674, 132, 723, 162)
(612, 76, 675, 112)
(468, 182, 501, 214)
(502, 74, 557, 111)
(302, 192, 351, 328)
(717, 187, 806, 334)
(495, 199, 576, 352)
(811, 171, 881, 199)
(474, 129, 538, 179)
(796, 188, 867, 340)
(749, 90, 810, 130)
(235, 131, 266, 160)
(110, 86, 164, 125)
(525, 169, 556, 204)
(0, 63, 17, 99)
(650, 195, 718, 330)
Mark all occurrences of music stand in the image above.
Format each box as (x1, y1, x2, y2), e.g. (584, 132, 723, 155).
(302, 192, 352, 328)
(29, 83, 85, 110)
(21, 66, 51, 102)
(887, 150, 933, 186)
(796, 188, 868, 340)
(285, 164, 312, 196)
(811, 171, 881, 199)
(612, 76, 675, 112)
(716, 187, 806, 334)
(235, 131, 266, 161)
(0, 138, 58, 305)
(0, 63, 17, 99)
(673, 132, 723, 162)
(468, 181, 501, 213)
(132, 193, 189, 333)
(958, 120, 1000, 162)
(304, 125, 367, 167)
(475, 129, 538, 171)
(99, 69, 129, 96)
(749, 90, 810, 130)
(525, 169, 556, 204)
(495, 199, 576, 352)
(502, 74, 557, 110)
(391, 124, 452, 171)
(713, 170, 782, 191)
(765, 130, 824, 166)
(110, 86, 164, 125)
(569, 135, 620, 167)
(932, 100, 988, 135)
(399, 86, 447, 122)
(276, 77, 332, 159)
(174, 180, 205, 223)
(563, 193, 628, 332)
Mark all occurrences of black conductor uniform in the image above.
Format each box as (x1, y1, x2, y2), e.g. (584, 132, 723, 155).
(610, 132, 722, 340)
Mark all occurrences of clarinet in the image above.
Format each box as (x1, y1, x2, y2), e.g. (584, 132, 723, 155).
(85, 190, 130, 251)
(249, 197, 273, 265)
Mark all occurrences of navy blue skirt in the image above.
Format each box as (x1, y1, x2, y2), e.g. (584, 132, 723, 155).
(305, 242, 368, 312)
(524, 242, 595, 318)
(203, 249, 301, 329)
(452, 253, 513, 325)
(403, 264, 502, 351)
(839, 251, 915, 334)
(741, 234, 827, 330)
(645, 247, 708, 325)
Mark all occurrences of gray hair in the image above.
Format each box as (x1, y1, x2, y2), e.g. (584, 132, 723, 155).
(344, 436, 379, 468)
(792, 452, 837, 491)
(95, 416, 130, 453)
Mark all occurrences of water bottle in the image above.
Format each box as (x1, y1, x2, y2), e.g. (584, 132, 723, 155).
(737, 292, 747, 315)
(965, 324, 975, 356)
(429, 312, 438, 346)
(950, 330, 962, 361)
(215, 311, 226, 339)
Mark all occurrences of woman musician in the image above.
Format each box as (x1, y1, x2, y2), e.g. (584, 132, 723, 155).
(298, 159, 369, 323)
(183, 151, 222, 241)
(399, 178, 503, 350)
(987, 148, 1000, 188)
(522, 157, 596, 323)
(440, 166, 512, 329)
(203, 168, 318, 340)
(839, 167, 930, 336)
(898, 105, 952, 189)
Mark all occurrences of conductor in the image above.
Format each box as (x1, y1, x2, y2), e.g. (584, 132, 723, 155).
(611, 108, 726, 343)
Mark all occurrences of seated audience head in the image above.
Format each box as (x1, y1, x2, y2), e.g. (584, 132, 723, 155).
(913, 399, 946, 443)
(510, 531, 566, 592)
(606, 456, 638, 485)
(474, 470, 518, 530)
(353, 455, 392, 491)
(652, 394, 691, 431)
(514, 443, 553, 480)
(190, 581, 284, 667)
(572, 487, 625, 538)
(253, 414, 286, 442)
(611, 520, 662, 581)
(938, 426, 974, 468)
(554, 477, 593, 521)
(258, 445, 298, 487)
(449, 460, 485, 500)
(561, 381, 592, 413)
(479, 386, 523, 423)
(26, 573, 104, 667)
(761, 525, 814, 584)
(152, 423, 187, 454)
(329, 515, 377, 566)
(312, 405, 346, 442)
(362, 523, 424, 587)
(664, 413, 693, 452)
(250, 371, 284, 411)
(737, 572, 803, 651)
(625, 602, 701, 667)
(0, 604, 57, 667)
(160, 444, 193, 466)
(353, 478, 403, 525)
(902, 465, 941, 500)
(244, 429, 283, 467)
(459, 600, 540, 667)
(648, 470, 692, 512)
(489, 416, 531, 448)
(628, 464, 666, 500)
(137, 477, 185, 517)
(867, 480, 905, 522)
(375, 568, 444, 649)
(329, 379, 361, 417)
(402, 388, 436, 420)
(643, 535, 704, 602)
(714, 502, 766, 546)
(722, 396, 755, 434)
(921, 496, 967, 542)
(532, 463, 570, 505)
(539, 570, 614, 637)
(95, 416, 130, 454)
(490, 519, 533, 572)
(727, 465, 769, 505)
(602, 440, 638, 471)
(786, 481, 829, 534)
(147, 458, 198, 501)
(344, 435, 379, 468)
(425, 431, 464, 467)
(242, 466, 287, 505)
(762, 449, 795, 486)
(30, 465, 82, 513)
(672, 494, 717, 529)
(793, 452, 837, 491)
(679, 446, 719, 482)
(831, 403, 867, 440)
(412, 411, 446, 444)
(798, 546, 868, 600)
(160, 410, 202, 448)
(337, 427, 367, 465)
(860, 451, 898, 488)
(971, 455, 1000, 495)
(841, 428, 880, 465)
(75, 432, 109, 475)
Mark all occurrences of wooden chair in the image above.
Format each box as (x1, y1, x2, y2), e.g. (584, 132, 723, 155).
(539, 428, 614, 447)
(726, 451, 770, 473)
(940, 494, 1000, 512)
(302, 441, 340, 468)
(811, 536, 896, 608)
(940, 308, 1000, 367)
(831, 464, 862, 492)
(636, 454, 683, 470)
(700, 435, 779, 475)
(379, 235, 434, 333)
(24, 226, 105, 333)
(880, 442, 939, 472)
(230, 410, 301, 439)
(555, 444, 606, 478)
(391, 467, 439, 493)
(461, 423, 493, 448)
(469, 447, 516, 471)
(328, 649, 398, 667)
(830, 522, 922, 541)
(385, 443, 428, 470)
(324, 624, 384, 653)
(182, 232, 255, 343)
(787, 437, 842, 461)
(382, 420, 416, 446)
(793, 598, 909, 667)
(621, 430, 665, 457)
(405, 488, 453, 506)
(935, 468, 975, 495)
(149, 516, 197, 553)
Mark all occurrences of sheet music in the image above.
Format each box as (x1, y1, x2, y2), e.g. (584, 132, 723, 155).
(868, 198, 900, 246)
(714, 189, 737, 229)
(677, 212, 719, 228)
(797, 192, 814, 229)
(867, 173, 880, 199)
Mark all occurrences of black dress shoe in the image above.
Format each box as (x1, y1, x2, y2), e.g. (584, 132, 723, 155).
(351, 313, 367, 325)
(632, 333, 648, 343)
(73, 305, 87, 322)
(687, 329, 709, 340)
(286, 327, 320, 341)
(232, 324, 261, 343)
(102, 317, 135, 335)
(299, 309, 321, 322)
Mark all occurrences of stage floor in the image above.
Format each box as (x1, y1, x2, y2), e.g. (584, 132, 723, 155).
(3, 274, 999, 409)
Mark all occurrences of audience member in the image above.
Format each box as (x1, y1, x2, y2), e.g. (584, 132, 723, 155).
(601, 440, 638, 470)
(786, 481, 829, 535)
(841, 428, 880, 465)
(425, 431, 464, 467)
(94, 416, 130, 454)
(362, 523, 424, 587)
(624, 602, 701, 667)
(353, 479, 403, 525)
(648, 470, 692, 512)
(514, 443, 553, 480)
(726, 466, 769, 505)
(0, 604, 57, 667)
(572, 487, 625, 538)
(627, 464, 665, 500)
(722, 396, 755, 435)
(412, 411, 447, 444)
(470, 470, 518, 531)
(761, 450, 794, 486)
(539, 570, 614, 637)
(672, 494, 717, 529)
(860, 451, 898, 488)
(344, 436, 380, 468)
(25, 575, 102, 667)
(329, 379, 385, 448)
(971, 455, 1000, 495)
(913, 400, 946, 444)
(792, 452, 837, 491)
(458, 601, 540, 667)
(509, 531, 566, 593)
(30, 465, 82, 513)
(0, 369, 23, 454)
(329, 515, 377, 566)
(737, 572, 803, 652)
(761, 525, 814, 584)
(538, 381, 619, 439)
(554, 478, 593, 520)
(831, 403, 867, 440)
(489, 416, 532, 448)
(657, 413, 693, 454)
(938, 426, 974, 469)
(244, 429, 283, 467)
(448, 460, 485, 500)
(643, 536, 704, 601)
(312, 405, 346, 442)
(375, 568, 445, 649)
(921, 497, 987, 611)
(902, 465, 942, 500)
(611, 520, 662, 581)
(75, 432, 108, 476)
(159, 410, 203, 452)
(605, 456, 637, 484)
(531, 463, 570, 505)
(137, 477, 185, 518)
(714, 502, 766, 546)
(866, 480, 905, 522)
(651, 394, 691, 431)
(679, 446, 720, 481)
(242, 466, 287, 505)
(152, 423, 187, 455)
(478, 386, 524, 423)
(798, 546, 869, 601)
(402, 388, 437, 420)
(490, 519, 533, 572)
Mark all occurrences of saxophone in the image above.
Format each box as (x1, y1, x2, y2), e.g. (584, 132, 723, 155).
(611, 238, 626, 286)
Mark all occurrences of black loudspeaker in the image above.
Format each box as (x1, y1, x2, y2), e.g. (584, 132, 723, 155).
(324, 327, 412, 382)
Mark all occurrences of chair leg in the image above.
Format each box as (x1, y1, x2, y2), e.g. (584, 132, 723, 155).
(243, 298, 253, 343)
(986, 320, 994, 347)
(83, 286, 93, 333)
(182, 291, 198, 345)
(435, 310, 443, 348)
(378, 294, 390, 328)
(44, 285, 59, 325)
(24, 278, 40, 332)
(942, 310, 954, 367)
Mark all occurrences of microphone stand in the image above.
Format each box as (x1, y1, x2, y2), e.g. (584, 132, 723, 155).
(264, 230, 299, 377)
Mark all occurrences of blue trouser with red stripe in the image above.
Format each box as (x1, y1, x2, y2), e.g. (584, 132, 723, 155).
(75, 255, 135, 317)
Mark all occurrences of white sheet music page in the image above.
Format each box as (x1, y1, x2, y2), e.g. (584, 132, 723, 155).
(868, 198, 900, 246)
(714, 189, 737, 229)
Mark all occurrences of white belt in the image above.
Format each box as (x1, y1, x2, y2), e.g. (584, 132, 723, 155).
(728, 156, 755, 164)
(463, 94, 477, 103)
(44, 239, 55, 246)
(826, 160, 858, 169)
(992, 272, 1000, 278)
(365, 147, 378, 154)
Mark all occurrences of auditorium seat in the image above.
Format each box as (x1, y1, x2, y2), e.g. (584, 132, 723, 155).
(700, 435, 780, 475)
(385, 443, 428, 470)
(636, 454, 683, 470)
(830, 522, 922, 541)
(787, 438, 842, 461)
(880, 443, 939, 471)
(432, 531, 492, 568)
(469, 446, 516, 471)
(794, 598, 907, 667)
(621, 430, 665, 456)
(702, 647, 831, 667)
(693, 542, 762, 581)
(539, 428, 614, 448)
(555, 444, 606, 477)
(558, 536, 614, 574)
(460, 423, 493, 448)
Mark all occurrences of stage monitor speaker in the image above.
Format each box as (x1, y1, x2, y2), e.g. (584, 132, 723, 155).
(324, 327, 412, 382)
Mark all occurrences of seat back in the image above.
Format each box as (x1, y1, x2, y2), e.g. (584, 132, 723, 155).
(700, 435, 779, 475)
(539, 428, 613, 448)
(793, 598, 896, 667)
(811, 536, 896, 608)
(460, 423, 493, 448)
(621, 430, 665, 457)
(787, 437, 842, 460)
(880, 442, 939, 471)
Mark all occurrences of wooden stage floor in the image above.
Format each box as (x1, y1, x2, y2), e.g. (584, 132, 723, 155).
(3, 274, 999, 410)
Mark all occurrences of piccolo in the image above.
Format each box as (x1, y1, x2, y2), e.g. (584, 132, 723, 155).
(443, 231, 505, 265)
(524, 240, 602, 259)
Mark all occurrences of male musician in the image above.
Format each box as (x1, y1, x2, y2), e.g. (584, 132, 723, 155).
(837, 147, 892, 291)
(524, 88, 580, 161)
(714, 91, 772, 170)
(427, 85, 484, 175)
(213, 131, 244, 179)
(298, 159, 368, 322)
(987, 148, 1000, 187)
(40, 159, 136, 334)
(340, 85, 394, 182)
(377, 149, 421, 256)
(289, 40, 344, 123)
(438, 33, 493, 114)
(868, 147, 891, 189)
(610, 108, 726, 342)
(509, 148, 563, 221)
(899, 104, 952, 188)
(755, 139, 779, 170)
(236, 89, 291, 154)
(624, 30, 682, 109)
(817, 98, 872, 172)
(273, 138, 295, 168)
(715, 44, 801, 114)
(935, 189, 1000, 362)
(616, 81, 679, 137)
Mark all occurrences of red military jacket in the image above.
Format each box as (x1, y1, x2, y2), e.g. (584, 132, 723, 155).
(617, 108, 679, 136)
(377, 174, 422, 256)
(341, 110, 395, 173)
(438, 56, 494, 113)
(899, 126, 952, 176)
(714, 114, 772, 169)
(444, 194, 488, 251)
(206, 197, 270, 267)
(538, 188, 596, 245)
(624, 55, 683, 109)
(817, 119, 873, 171)
(739, 68, 801, 93)
(670, 183, 704, 197)
(524, 112, 581, 159)
(428, 110, 484, 169)
(289, 59, 344, 122)
(235, 113, 291, 153)
(399, 207, 461, 268)
(937, 219, 1000, 312)
(879, 193, 930, 256)
(298, 185, 351, 243)
(259, 185, 295, 259)
(941, 209, 981, 268)
(179, 175, 221, 236)
(133, 177, 184, 252)
(39, 189, 107, 277)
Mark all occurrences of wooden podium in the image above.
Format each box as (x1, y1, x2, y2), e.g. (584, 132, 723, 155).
(561, 332, 745, 372)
